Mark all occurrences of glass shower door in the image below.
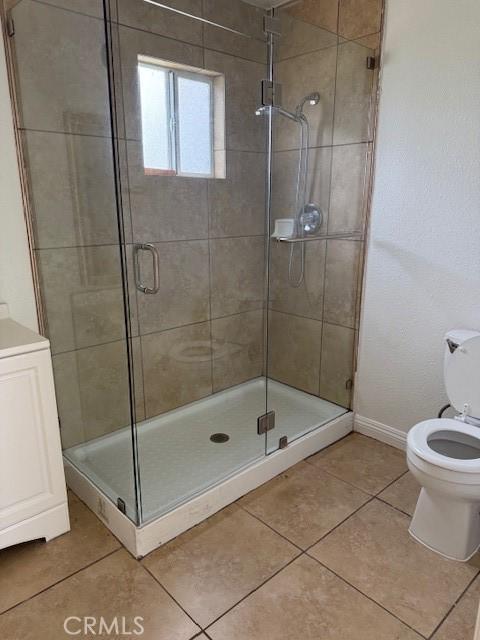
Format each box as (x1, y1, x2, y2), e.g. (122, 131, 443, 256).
(108, 0, 270, 523)
(265, 2, 378, 452)
(4, 0, 142, 522)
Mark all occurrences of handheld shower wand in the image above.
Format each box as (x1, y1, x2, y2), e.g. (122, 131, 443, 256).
(295, 92, 321, 117)
(256, 93, 321, 287)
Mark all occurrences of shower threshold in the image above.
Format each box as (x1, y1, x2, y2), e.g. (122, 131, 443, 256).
(64, 378, 352, 557)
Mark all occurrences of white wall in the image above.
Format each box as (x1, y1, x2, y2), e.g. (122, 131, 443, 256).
(0, 31, 38, 331)
(355, 0, 480, 434)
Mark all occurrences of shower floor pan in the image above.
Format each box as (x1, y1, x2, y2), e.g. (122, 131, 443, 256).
(64, 378, 352, 557)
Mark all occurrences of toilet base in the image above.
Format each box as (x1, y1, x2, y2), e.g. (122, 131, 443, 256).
(409, 488, 480, 561)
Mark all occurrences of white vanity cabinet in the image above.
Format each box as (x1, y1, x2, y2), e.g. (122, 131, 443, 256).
(0, 315, 69, 549)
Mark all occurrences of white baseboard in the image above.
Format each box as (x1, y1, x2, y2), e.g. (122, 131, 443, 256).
(354, 415, 407, 450)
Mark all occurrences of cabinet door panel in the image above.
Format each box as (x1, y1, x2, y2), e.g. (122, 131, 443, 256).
(0, 350, 67, 530)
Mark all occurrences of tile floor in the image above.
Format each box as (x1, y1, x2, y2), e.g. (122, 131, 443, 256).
(1, 433, 479, 640)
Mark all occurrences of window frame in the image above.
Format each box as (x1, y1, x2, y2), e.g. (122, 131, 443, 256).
(138, 58, 216, 179)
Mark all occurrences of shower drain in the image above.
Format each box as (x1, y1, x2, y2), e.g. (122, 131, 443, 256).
(210, 433, 230, 443)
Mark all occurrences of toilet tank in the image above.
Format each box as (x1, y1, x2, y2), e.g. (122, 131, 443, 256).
(444, 329, 480, 377)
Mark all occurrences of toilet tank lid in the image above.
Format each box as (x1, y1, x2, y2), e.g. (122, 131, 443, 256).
(444, 329, 480, 346)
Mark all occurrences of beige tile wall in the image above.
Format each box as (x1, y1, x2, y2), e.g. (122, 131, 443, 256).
(268, 0, 382, 408)
(16, 0, 381, 448)
(14, 0, 268, 446)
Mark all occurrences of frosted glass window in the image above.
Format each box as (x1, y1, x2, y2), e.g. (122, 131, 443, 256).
(138, 64, 172, 173)
(138, 57, 221, 178)
(176, 75, 212, 176)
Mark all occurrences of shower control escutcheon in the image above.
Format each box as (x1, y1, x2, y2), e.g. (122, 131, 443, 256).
(300, 204, 322, 235)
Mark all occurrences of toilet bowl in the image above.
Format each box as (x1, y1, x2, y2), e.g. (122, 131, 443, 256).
(407, 330, 480, 561)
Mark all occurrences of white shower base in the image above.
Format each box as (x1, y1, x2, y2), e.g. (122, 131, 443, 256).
(64, 378, 352, 557)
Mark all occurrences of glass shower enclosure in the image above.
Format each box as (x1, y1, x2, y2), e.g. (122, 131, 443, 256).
(3, 0, 378, 535)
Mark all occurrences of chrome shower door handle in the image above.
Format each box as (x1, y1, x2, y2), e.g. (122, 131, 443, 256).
(133, 243, 160, 294)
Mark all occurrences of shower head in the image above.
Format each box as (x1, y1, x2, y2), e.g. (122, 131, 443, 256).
(296, 92, 321, 115)
(255, 105, 269, 117)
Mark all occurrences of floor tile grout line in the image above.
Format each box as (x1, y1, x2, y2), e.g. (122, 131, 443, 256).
(142, 439, 412, 632)
(202, 457, 414, 632)
(307, 554, 429, 639)
(303, 460, 374, 495)
(141, 563, 204, 633)
(374, 469, 410, 496)
(303, 459, 407, 497)
(238, 462, 475, 639)
(303, 496, 376, 553)
(375, 495, 413, 518)
(3, 460, 465, 638)
(137, 510, 303, 633)
(0, 547, 122, 617)
(203, 553, 302, 632)
(236, 503, 305, 553)
(239, 469, 411, 557)
(204, 538, 428, 639)
(427, 571, 480, 639)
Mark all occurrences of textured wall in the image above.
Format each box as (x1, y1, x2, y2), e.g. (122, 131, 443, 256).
(355, 0, 480, 432)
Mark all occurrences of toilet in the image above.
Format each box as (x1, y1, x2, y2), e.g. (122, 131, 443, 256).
(407, 329, 480, 561)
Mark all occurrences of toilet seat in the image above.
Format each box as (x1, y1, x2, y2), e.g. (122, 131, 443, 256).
(408, 418, 480, 473)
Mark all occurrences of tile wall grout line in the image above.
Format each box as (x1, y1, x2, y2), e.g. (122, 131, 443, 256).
(33, 0, 104, 22)
(0, 547, 122, 617)
(202, 0, 214, 406)
(31, 0, 382, 55)
(275, 40, 341, 65)
(206, 142, 215, 399)
(112, 13, 149, 429)
(20, 124, 373, 152)
(317, 21, 340, 401)
(116, 21, 267, 67)
(27, 0, 270, 66)
(268, 309, 357, 332)
(51, 307, 267, 359)
(269, 140, 375, 154)
(35, 234, 266, 252)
